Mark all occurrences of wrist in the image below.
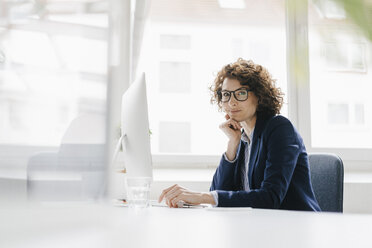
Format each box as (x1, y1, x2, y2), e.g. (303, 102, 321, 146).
(226, 140, 239, 161)
(200, 192, 216, 205)
(227, 139, 240, 152)
(228, 138, 240, 146)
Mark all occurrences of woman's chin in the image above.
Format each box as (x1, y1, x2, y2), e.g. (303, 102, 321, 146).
(229, 114, 243, 122)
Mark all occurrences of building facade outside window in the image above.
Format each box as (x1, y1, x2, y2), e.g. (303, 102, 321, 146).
(308, 1, 372, 149)
(138, 0, 288, 156)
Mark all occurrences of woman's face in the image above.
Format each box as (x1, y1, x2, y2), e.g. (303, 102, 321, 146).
(221, 78, 258, 123)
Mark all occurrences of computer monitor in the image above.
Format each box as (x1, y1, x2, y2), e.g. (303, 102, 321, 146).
(114, 73, 153, 179)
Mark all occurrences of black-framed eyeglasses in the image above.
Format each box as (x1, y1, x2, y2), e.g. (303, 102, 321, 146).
(218, 87, 251, 103)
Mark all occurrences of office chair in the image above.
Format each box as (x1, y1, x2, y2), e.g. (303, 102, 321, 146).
(308, 153, 344, 213)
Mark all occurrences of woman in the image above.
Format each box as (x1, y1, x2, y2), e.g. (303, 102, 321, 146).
(158, 58, 320, 211)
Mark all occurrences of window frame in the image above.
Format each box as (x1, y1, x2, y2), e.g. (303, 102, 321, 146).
(289, 0, 372, 170)
(152, 0, 372, 170)
(2, 0, 371, 172)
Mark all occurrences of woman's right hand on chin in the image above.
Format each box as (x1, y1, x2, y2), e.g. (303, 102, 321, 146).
(219, 114, 241, 161)
(219, 114, 242, 142)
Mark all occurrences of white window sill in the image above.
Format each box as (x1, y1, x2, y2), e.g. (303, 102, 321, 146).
(2, 167, 372, 184)
(344, 172, 372, 184)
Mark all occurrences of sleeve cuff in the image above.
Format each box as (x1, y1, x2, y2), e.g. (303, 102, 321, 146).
(223, 152, 238, 163)
(210, 191, 219, 207)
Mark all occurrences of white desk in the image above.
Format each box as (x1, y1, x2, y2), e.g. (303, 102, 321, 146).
(1, 203, 372, 248)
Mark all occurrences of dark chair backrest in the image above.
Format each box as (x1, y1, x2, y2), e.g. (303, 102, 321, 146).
(308, 153, 344, 213)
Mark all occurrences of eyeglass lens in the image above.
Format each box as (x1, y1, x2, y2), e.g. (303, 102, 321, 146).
(220, 88, 249, 102)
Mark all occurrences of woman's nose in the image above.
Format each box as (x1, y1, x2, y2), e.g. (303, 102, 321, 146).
(228, 95, 238, 106)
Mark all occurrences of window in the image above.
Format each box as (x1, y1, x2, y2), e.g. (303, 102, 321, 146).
(354, 104, 365, 125)
(0, 1, 108, 146)
(324, 42, 366, 72)
(327, 103, 366, 126)
(138, 0, 288, 156)
(313, 0, 346, 19)
(327, 103, 349, 125)
(231, 38, 244, 59)
(160, 34, 191, 50)
(308, 0, 372, 149)
(159, 61, 191, 93)
(3, 0, 371, 171)
(159, 121, 191, 153)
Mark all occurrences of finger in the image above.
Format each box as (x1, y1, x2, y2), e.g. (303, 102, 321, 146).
(225, 114, 230, 120)
(169, 198, 179, 208)
(164, 187, 182, 205)
(227, 123, 235, 130)
(164, 185, 178, 198)
(167, 188, 187, 207)
(160, 184, 179, 202)
(172, 196, 184, 208)
(158, 189, 168, 203)
(158, 184, 178, 202)
(220, 122, 237, 131)
(166, 197, 176, 208)
(166, 188, 180, 202)
(221, 119, 234, 129)
(233, 122, 241, 130)
(228, 122, 238, 130)
(228, 118, 241, 127)
(171, 195, 187, 208)
(224, 120, 240, 131)
(176, 200, 185, 208)
(229, 119, 242, 130)
(167, 199, 174, 208)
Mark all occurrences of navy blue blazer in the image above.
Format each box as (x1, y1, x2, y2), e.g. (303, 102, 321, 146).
(210, 114, 321, 211)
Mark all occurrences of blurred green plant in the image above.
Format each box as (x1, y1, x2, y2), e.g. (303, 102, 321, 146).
(331, 0, 372, 41)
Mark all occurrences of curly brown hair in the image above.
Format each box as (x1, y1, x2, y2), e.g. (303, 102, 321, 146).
(210, 58, 284, 117)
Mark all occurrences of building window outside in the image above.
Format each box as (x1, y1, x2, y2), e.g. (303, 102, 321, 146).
(354, 103, 365, 125)
(139, 0, 287, 156)
(327, 103, 366, 126)
(324, 42, 366, 72)
(308, 1, 372, 149)
(160, 34, 191, 50)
